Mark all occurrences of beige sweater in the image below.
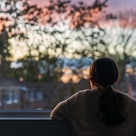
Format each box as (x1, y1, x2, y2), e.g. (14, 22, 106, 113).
(50, 89, 136, 136)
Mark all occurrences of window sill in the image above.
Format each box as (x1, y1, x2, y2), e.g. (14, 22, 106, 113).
(0, 110, 51, 120)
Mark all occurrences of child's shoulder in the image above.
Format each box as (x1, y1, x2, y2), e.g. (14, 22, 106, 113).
(77, 89, 99, 97)
(117, 90, 136, 105)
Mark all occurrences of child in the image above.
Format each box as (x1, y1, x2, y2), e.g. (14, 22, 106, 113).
(50, 57, 136, 136)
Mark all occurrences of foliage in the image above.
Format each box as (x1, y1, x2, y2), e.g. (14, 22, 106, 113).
(102, 10, 136, 81)
(0, 0, 43, 77)
(0, 0, 108, 81)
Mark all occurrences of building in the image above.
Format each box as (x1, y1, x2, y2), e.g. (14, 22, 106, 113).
(0, 77, 43, 110)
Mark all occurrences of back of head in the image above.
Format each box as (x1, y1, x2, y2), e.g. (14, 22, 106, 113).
(90, 57, 126, 126)
(90, 57, 119, 88)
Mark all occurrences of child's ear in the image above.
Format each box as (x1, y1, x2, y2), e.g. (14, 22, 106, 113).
(90, 78, 97, 86)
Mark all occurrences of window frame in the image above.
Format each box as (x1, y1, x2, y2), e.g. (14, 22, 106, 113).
(0, 110, 51, 120)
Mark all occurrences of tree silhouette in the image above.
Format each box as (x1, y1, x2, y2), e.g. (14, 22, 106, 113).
(0, 0, 43, 77)
(0, 0, 108, 81)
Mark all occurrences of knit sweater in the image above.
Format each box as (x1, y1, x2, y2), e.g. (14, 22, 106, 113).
(50, 89, 136, 136)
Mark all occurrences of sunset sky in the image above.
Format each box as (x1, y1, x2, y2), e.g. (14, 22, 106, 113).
(30, 0, 136, 13)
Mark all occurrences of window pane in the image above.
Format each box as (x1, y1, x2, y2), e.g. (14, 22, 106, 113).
(0, 0, 135, 116)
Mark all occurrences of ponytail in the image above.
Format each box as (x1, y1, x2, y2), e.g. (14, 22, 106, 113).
(90, 58, 127, 126)
(97, 87, 126, 126)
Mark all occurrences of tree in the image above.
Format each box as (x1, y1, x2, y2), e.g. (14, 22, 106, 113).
(0, 0, 43, 77)
(103, 10, 136, 81)
(0, 27, 10, 76)
(0, 0, 108, 81)
(37, 0, 108, 79)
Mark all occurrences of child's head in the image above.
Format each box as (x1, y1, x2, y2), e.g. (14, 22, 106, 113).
(89, 57, 119, 88)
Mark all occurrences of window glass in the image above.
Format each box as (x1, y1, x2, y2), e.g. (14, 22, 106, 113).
(0, 0, 135, 117)
(13, 90, 19, 103)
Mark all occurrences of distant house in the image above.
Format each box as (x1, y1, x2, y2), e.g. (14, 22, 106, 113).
(0, 86, 27, 108)
(0, 77, 43, 110)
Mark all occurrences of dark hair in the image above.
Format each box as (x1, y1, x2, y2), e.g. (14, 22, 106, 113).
(90, 57, 119, 87)
(90, 57, 126, 126)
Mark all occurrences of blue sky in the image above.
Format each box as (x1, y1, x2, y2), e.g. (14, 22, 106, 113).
(108, 0, 136, 12)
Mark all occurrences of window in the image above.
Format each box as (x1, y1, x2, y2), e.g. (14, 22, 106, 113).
(0, 0, 135, 119)
(5, 90, 12, 105)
